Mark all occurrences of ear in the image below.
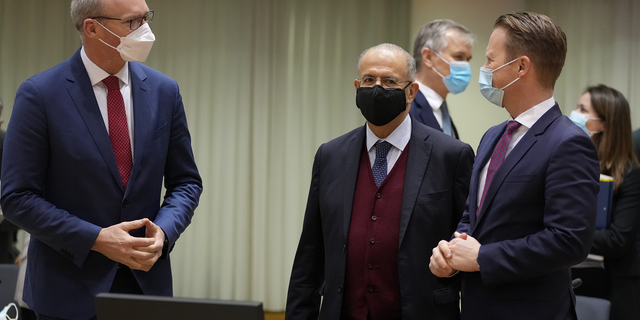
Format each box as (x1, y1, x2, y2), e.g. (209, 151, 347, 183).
(517, 55, 531, 78)
(354, 79, 360, 90)
(421, 47, 435, 68)
(83, 19, 99, 39)
(406, 82, 420, 105)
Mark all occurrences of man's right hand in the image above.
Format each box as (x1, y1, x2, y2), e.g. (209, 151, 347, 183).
(91, 219, 157, 271)
(429, 240, 457, 278)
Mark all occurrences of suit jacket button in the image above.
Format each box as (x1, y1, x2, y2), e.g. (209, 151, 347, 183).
(375, 193, 381, 199)
(338, 285, 343, 293)
(123, 200, 129, 208)
(368, 286, 374, 293)
(371, 215, 377, 221)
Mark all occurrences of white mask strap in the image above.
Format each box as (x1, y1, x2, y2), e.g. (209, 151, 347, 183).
(433, 51, 450, 65)
(501, 77, 520, 90)
(93, 19, 122, 50)
(93, 19, 122, 39)
(493, 57, 520, 72)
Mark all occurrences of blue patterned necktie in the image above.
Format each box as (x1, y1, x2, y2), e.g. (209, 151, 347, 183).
(441, 101, 453, 137)
(477, 120, 522, 216)
(372, 141, 392, 187)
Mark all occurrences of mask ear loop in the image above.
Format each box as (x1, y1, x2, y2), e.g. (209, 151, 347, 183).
(3, 303, 18, 320)
(500, 77, 520, 90)
(492, 57, 520, 72)
(93, 19, 123, 51)
(430, 50, 450, 79)
(493, 57, 521, 90)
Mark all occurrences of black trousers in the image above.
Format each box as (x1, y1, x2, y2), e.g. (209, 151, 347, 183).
(37, 265, 143, 320)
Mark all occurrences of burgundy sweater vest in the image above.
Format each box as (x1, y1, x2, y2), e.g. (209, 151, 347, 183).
(343, 143, 409, 320)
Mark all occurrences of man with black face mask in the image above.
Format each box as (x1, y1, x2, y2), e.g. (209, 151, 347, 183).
(286, 43, 474, 320)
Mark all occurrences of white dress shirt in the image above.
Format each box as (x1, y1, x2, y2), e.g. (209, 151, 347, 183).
(80, 47, 134, 157)
(477, 97, 556, 206)
(365, 114, 412, 174)
(416, 80, 445, 127)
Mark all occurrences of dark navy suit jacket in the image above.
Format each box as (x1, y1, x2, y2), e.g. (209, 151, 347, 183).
(410, 90, 459, 139)
(1, 49, 203, 319)
(456, 105, 600, 320)
(286, 118, 474, 320)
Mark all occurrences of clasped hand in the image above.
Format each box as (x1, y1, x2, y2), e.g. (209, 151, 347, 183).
(429, 232, 481, 277)
(91, 218, 165, 272)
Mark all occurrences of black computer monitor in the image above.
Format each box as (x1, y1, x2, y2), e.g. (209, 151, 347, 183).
(95, 293, 264, 320)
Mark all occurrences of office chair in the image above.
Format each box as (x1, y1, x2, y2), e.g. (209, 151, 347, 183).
(575, 295, 610, 320)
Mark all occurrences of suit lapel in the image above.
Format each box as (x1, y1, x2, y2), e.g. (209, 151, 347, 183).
(475, 128, 537, 223)
(474, 105, 563, 226)
(128, 63, 150, 194)
(398, 120, 432, 246)
(342, 126, 366, 239)
(65, 49, 124, 191)
(412, 91, 442, 133)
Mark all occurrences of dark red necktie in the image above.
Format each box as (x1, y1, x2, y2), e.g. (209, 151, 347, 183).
(477, 120, 521, 216)
(103, 76, 132, 189)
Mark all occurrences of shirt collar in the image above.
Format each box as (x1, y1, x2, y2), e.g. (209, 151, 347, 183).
(416, 80, 444, 110)
(511, 96, 556, 129)
(80, 46, 130, 87)
(365, 114, 412, 152)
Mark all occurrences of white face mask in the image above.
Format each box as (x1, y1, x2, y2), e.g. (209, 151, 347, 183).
(94, 20, 155, 62)
(568, 110, 601, 136)
(478, 57, 520, 107)
(0, 303, 18, 320)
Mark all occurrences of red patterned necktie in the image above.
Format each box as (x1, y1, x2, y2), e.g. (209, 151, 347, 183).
(477, 120, 521, 216)
(103, 76, 132, 189)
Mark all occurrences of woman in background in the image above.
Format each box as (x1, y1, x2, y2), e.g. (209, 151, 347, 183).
(569, 84, 640, 319)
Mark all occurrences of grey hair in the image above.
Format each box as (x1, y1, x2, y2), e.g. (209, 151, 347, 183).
(70, 0, 104, 35)
(412, 19, 475, 70)
(357, 43, 417, 81)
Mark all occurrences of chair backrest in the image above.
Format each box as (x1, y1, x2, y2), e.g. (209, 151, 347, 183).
(0, 264, 19, 308)
(575, 295, 610, 320)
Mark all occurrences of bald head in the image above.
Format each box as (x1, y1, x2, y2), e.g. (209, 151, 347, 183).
(357, 43, 416, 81)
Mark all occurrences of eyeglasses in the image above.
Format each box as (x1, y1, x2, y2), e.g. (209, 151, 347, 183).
(92, 10, 154, 31)
(359, 76, 411, 89)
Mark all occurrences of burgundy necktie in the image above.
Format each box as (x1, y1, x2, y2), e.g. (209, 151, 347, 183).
(103, 76, 132, 189)
(477, 120, 521, 216)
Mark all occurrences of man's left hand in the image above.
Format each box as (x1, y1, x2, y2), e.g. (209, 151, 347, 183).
(447, 232, 481, 272)
(133, 219, 165, 271)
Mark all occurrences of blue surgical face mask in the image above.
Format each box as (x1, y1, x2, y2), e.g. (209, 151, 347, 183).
(478, 57, 520, 107)
(432, 52, 471, 94)
(568, 110, 601, 136)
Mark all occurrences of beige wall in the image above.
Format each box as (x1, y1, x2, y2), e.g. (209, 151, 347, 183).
(410, 0, 525, 150)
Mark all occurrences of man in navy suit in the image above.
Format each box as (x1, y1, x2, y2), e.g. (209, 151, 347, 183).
(410, 20, 475, 140)
(430, 12, 600, 320)
(1, 0, 202, 319)
(286, 43, 474, 320)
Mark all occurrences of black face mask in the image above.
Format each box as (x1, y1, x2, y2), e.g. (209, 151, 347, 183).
(356, 84, 410, 126)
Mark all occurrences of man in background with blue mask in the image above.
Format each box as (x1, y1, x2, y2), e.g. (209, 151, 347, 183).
(1, 0, 202, 319)
(429, 12, 600, 320)
(287, 43, 474, 320)
(410, 19, 474, 140)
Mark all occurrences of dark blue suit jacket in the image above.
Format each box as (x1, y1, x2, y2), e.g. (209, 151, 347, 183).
(1, 49, 202, 319)
(409, 90, 459, 139)
(456, 105, 600, 320)
(286, 118, 474, 320)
